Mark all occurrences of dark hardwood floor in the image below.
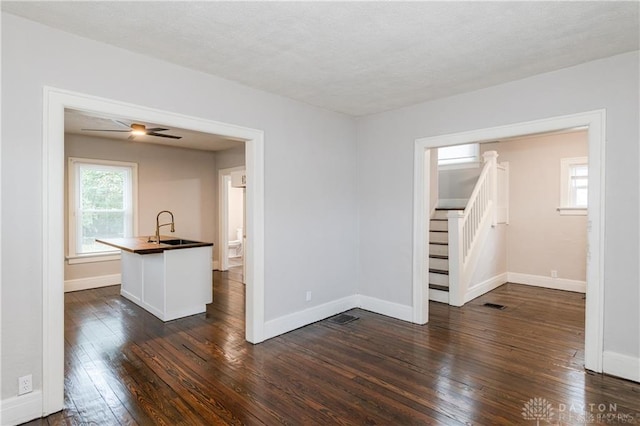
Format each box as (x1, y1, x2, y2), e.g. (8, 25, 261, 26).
(24, 274, 640, 425)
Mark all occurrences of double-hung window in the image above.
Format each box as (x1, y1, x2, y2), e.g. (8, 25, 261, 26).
(559, 157, 588, 215)
(68, 158, 138, 262)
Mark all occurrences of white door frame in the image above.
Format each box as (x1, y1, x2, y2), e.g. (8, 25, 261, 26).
(218, 166, 245, 271)
(42, 86, 266, 415)
(412, 110, 606, 373)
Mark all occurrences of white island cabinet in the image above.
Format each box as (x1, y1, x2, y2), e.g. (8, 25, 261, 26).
(96, 237, 213, 321)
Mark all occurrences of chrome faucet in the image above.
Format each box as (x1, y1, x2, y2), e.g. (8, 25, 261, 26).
(153, 210, 175, 244)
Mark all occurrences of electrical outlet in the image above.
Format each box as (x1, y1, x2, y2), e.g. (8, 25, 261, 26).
(18, 374, 32, 396)
(551, 270, 558, 279)
(306, 291, 312, 302)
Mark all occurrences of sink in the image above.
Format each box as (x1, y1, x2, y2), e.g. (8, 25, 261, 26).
(160, 239, 200, 246)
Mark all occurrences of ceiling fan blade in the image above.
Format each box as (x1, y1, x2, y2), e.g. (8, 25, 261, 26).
(113, 120, 131, 129)
(81, 128, 130, 132)
(147, 132, 182, 139)
(145, 127, 169, 132)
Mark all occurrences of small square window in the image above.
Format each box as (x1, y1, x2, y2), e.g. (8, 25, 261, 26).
(559, 157, 588, 215)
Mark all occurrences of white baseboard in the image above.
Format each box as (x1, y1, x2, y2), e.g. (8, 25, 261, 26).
(262, 293, 415, 341)
(507, 272, 586, 293)
(603, 351, 640, 383)
(64, 273, 121, 293)
(429, 288, 449, 304)
(465, 272, 508, 303)
(1, 391, 42, 426)
(356, 295, 413, 322)
(263, 295, 358, 340)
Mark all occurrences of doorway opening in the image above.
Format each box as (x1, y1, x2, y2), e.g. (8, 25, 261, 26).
(412, 110, 605, 373)
(218, 166, 246, 276)
(42, 87, 265, 415)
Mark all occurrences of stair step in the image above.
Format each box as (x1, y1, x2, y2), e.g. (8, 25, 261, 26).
(429, 268, 449, 275)
(429, 254, 448, 259)
(433, 208, 464, 220)
(429, 272, 449, 286)
(430, 220, 448, 232)
(429, 231, 448, 244)
(429, 244, 448, 256)
(429, 284, 450, 292)
(429, 288, 449, 304)
(429, 257, 449, 271)
(432, 210, 449, 220)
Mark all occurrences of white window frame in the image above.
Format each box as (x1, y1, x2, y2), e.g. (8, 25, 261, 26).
(559, 156, 588, 216)
(438, 143, 481, 170)
(67, 157, 138, 264)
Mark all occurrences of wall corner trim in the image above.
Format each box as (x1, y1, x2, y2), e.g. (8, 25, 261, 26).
(261, 294, 414, 342)
(465, 273, 508, 303)
(0, 391, 43, 426)
(262, 295, 358, 340)
(356, 295, 414, 322)
(602, 351, 640, 383)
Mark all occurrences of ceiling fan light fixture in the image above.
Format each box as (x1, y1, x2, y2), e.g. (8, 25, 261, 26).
(130, 123, 147, 136)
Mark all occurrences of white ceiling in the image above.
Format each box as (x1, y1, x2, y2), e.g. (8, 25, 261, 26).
(4, 1, 639, 116)
(65, 109, 243, 152)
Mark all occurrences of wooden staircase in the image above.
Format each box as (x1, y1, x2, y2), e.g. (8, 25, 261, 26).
(429, 208, 461, 303)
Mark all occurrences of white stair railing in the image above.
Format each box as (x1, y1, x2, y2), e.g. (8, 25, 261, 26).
(448, 151, 498, 306)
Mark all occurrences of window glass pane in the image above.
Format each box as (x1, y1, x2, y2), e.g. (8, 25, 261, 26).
(80, 167, 126, 210)
(80, 211, 126, 253)
(73, 161, 134, 255)
(569, 169, 588, 207)
(574, 188, 588, 207)
(438, 143, 478, 165)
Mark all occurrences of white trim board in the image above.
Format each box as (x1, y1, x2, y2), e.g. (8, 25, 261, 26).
(263, 295, 358, 340)
(263, 294, 413, 341)
(508, 272, 586, 293)
(413, 109, 606, 374)
(465, 273, 508, 303)
(603, 351, 640, 383)
(357, 295, 414, 322)
(42, 87, 265, 417)
(1, 391, 43, 426)
(64, 274, 121, 293)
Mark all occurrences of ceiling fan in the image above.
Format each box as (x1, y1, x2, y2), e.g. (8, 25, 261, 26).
(81, 120, 182, 140)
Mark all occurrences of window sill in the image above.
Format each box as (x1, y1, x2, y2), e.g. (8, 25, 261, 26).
(557, 207, 587, 216)
(67, 252, 121, 264)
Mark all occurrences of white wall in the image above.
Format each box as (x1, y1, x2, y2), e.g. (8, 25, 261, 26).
(438, 167, 481, 200)
(356, 51, 639, 361)
(1, 13, 358, 400)
(64, 134, 218, 281)
(482, 131, 588, 282)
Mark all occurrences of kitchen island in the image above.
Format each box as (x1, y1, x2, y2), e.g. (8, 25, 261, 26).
(97, 236, 213, 321)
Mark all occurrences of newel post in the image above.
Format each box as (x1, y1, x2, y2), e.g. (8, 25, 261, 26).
(447, 210, 465, 307)
(483, 151, 499, 226)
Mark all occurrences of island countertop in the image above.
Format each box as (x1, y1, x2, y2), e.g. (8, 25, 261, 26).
(96, 236, 213, 255)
